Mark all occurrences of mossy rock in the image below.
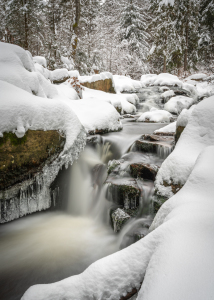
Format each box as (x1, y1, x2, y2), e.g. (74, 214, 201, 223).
(175, 125, 185, 144)
(130, 163, 159, 181)
(0, 130, 65, 190)
(82, 78, 116, 93)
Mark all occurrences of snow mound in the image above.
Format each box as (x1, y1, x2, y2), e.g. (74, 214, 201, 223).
(34, 63, 51, 80)
(155, 95, 214, 198)
(161, 90, 175, 102)
(113, 75, 145, 93)
(79, 72, 113, 84)
(186, 73, 207, 81)
(83, 87, 137, 115)
(68, 70, 80, 78)
(137, 110, 172, 123)
(21, 145, 214, 300)
(55, 83, 79, 100)
(141, 73, 183, 88)
(177, 105, 196, 128)
(49, 68, 70, 82)
(164, 95, 194, 114)
(154, 121, 176, 134)
(0, 80, 83, 151)
(68, 98, 122, 133)
(33, 56, 47, 68)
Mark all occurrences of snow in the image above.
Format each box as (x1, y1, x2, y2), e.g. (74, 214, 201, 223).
(186, 73, 207, 81)
(55, 83, 79, 100)
(159, 0, 175, 6)
(68, 70, 80, 78)
(21, 145, 214, 300)
(141, 73, 183, 88)
(0, 80, 83, 152)
(164, 95, 195, 114)
(137, 110, 172, 123)
(34, 63, 51, 80)
(155, 95, 214, 198)
(83, 87, 137, 114)
(176, 105, 196, 128)
(154, 121, 176, 134)
(66, 98, 122, 133)
(79, 72, 113, 84)
(49, 68, 70, 82)
(33, 56, 47, 68)
(113, 75, 145, 93)
(161, 90, 175, 102)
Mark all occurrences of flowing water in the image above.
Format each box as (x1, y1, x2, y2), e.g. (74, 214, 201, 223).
(0, 115, 170, 300)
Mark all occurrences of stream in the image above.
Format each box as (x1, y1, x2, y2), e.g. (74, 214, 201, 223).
(0, 88, 174, 300)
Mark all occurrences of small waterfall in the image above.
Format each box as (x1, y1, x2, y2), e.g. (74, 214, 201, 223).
(157, 143, 174, 159)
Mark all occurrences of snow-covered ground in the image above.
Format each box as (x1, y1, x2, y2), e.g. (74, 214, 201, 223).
(0, 42, 123, 137)
(21, 145, 214, 300)
(155, 95, 214, 198)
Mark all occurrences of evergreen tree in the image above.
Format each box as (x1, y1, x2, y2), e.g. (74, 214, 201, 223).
(148, 0, 182, 74)
(175, 0, 200, 72)
(199, 0, 214, 70)
(119, 0, 149, 77)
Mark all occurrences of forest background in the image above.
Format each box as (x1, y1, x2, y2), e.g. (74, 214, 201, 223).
(0, 0, 213, 79)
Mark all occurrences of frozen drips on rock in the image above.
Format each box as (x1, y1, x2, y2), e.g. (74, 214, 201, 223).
(0, 130, 86, 223)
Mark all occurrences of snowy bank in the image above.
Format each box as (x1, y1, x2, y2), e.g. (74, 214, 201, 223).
(137, 110, 172, 123)
(83, 87, 137, 114)
(155, 95, 214, 198)
(154, 122, 176, 135)
(21, 146, 214, 300)
(113, 75, 145, 93)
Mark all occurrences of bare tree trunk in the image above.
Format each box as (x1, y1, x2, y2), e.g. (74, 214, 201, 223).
(184, 22, 188, 72)
(163, 55, 166, 73)
(23, 0, 29, 50)
(72, 0, 81, 61)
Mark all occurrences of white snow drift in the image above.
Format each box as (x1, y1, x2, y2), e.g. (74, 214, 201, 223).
(155, 95, 214, 198)
(164, 95, 195, 114)
(141, 73, 183, 88)
(138, 110, 172, 123)
(113, 75, 145, 93)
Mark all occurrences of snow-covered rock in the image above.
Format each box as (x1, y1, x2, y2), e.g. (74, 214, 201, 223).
(141, 73, 183, 88)
(49, 68, 70, 84)
(137, 110, 172, 123)
(68, 70, 80, 78)
(176, 105, 196, 128)
(155, 95, 214, 198)
(67, 98, 122, 134)
(83, 87, 137, 115)
(21, 145, 214, 300)
(164, 95, 194, 114)
(80, 72, 113, 84)
(34, 63, 51, 80)
(33, 56, 47, 68)
(0, 80, 83, 151)
(154, 122, 176, 135)
(161, 90, 175, 103)
(185, 73, 207, 81)
(113, 75, 145, 93)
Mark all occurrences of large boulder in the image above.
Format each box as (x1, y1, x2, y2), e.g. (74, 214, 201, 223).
(80, 73, 116, 93)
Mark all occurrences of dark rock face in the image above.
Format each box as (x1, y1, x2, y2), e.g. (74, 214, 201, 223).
(81, 78, 116, 93)
(130, 163, 159, 181)
(175, 125, 185, 143)
(106, 178, 141, 209)
(52, 75, 70, 84)
(0, 131, 65, 190)
(0, 130, 66, 223)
